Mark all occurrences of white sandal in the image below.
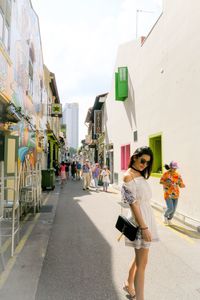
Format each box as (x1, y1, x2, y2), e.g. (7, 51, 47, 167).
(123, 282, 136, 298)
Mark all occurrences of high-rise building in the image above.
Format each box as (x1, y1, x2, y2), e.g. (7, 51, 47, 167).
(62, 103, 79, 150)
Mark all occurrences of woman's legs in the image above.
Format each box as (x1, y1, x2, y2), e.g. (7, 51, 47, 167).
(61, 172, 66, 187)
(134, 248, 149, 300)
(124, 257, 136, 296)
(104, 182, 109, 192)
(94, 177, 98, 190)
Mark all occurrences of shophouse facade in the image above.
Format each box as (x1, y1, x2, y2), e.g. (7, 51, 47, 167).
(0, 0, 47, 171)
(0, 0, 64, 172)
(84, 94, 108, 169)
(104, 0, 200, 225)
(0, 0, 65, 229)
(44, 66, 62, 169)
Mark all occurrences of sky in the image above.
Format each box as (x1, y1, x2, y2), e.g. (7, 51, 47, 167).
(31, 0, 163, 144)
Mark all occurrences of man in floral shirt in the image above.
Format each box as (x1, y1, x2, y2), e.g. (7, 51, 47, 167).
(160, 161, 185, 225)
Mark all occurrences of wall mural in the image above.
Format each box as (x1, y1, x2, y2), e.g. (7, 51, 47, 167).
(8, 0, 46, 167)
(0, 52, 8, 93)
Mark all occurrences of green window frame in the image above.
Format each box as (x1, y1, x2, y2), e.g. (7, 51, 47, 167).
(149, 133, 163, 177)
(115, 66, 128, 101)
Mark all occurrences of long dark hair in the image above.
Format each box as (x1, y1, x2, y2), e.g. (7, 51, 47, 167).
(128, 146, 154, 179)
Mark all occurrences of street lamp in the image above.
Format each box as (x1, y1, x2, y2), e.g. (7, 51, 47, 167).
(136, 9, 155, 39)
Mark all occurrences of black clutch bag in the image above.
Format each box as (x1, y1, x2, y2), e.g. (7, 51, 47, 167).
(115, 215, 139, 241)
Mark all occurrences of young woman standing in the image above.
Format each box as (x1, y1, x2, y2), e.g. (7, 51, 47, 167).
(121, 146, 159, 300)
(60, 161, 66, 187)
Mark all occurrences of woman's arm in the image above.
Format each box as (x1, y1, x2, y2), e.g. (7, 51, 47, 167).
(178, 175, 185, 188)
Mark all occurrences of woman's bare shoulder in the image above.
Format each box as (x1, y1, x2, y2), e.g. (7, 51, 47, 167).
(123, 170, 134, 183)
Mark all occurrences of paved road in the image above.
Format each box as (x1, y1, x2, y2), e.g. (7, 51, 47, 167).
(0, 179, 200, 300)
(35, 181, 121, 300)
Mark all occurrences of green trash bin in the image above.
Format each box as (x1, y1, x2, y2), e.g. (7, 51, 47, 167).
(41, 169, 55, 190)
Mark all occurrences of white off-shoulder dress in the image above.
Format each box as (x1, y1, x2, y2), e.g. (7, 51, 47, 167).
(121, 176, 159, 249)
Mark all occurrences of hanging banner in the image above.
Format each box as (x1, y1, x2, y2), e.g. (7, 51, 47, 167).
(94, 110, 102, 135)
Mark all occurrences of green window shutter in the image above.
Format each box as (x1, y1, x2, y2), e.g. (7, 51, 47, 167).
(118, 67, 128, 98)
(115, 72, 124, 101)
(149, 134, 162, 176)
(115, 67, 128, 101)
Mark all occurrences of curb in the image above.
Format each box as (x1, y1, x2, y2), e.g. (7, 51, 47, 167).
(151, 201, 200, 232)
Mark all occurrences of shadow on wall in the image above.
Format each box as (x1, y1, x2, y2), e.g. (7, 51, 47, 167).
(104, 73, 136, 144)
(124, 74, 137, 131)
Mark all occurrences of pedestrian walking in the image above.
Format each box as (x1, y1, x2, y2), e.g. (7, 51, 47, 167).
(65, 160, 70, 180)
(121, 146, 159, 300)
(92, 163, 100, 191)
(53, 160, 60, 177)
(101, 166, 111, 192)
(60, 161, 66, 187)
(81, 159, 90, 190)
(76, 161, 82, 180)
(71, 161, 77, 180)
(160, 161, 185, 225)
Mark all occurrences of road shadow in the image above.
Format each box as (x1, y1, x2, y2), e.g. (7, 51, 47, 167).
(35, 180, 120, 300)
(169, 224, 200, 239)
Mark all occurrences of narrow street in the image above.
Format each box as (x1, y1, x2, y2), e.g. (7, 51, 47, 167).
(0, 179, 200, 300)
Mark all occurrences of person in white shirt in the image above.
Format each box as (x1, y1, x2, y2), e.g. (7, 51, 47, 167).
(101, 165, 111, 192)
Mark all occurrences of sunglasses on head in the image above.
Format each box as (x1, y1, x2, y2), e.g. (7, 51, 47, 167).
(139, 157, 150, 166)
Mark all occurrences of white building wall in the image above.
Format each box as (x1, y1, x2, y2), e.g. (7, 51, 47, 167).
(63, 103, 79, 149)
(105, 0, 200, 222)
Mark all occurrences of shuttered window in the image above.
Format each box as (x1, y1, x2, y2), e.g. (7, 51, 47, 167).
(0, 0, 11, 51)
(121, 144, 130, 170)
(149, 134, 162, 176)
(115, 67, 128, 101)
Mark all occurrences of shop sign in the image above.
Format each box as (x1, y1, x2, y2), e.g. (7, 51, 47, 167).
(94, 110, 102, 135)
(51, 103, 62, 117)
